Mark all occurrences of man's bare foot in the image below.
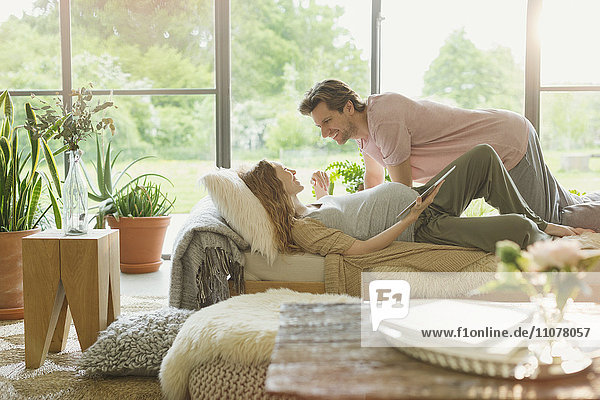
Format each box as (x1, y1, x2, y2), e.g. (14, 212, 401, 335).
(544, 223, 593, 237)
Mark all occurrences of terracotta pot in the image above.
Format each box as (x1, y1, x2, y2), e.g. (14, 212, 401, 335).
(0, 227, 41, 320)
(106, 215, 171, 274)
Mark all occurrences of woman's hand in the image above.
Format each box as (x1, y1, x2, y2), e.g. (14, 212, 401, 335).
(311, 170, 330, 199)
(407, 181, 443, 221)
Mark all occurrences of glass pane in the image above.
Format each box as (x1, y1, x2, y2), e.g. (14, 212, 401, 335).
(380, 0, 526, 113)
(230, 0, 371, 203)
(71, 0, 215, 89)
(0, 1, 61, 89)
(11, 94, 64, 170)
(541, 0, 600, 86)
(11, 94, 56, 127)
(539, 92, 600, 193)
(62, 94, 216, 214)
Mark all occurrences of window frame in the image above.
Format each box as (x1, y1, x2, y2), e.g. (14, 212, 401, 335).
(8, 0, 593, 169)
(7, 0, 230, 169)
(522, 0, 600, 134)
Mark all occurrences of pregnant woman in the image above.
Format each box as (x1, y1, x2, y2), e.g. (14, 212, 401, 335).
(239, 144, 592, 256)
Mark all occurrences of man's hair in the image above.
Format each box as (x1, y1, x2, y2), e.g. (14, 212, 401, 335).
(298, 79, 366, 115)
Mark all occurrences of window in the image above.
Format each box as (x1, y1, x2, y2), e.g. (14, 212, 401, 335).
(540, 0, 600, 87)
(230, 0, 371, 202)
(0, 0, 220, 213)
(380, 0, 526, 113)
(538, 0, 600, 193)
(0, 1, 61, 91)
(71, 0, 215, 89)
(3, 0, 596, 211)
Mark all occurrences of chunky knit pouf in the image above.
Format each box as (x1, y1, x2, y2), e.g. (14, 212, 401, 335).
(187, 360, 295, 400)
(159, 288, 359, 400)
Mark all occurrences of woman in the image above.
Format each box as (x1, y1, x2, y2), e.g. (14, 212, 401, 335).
(239, 144, 593, 256)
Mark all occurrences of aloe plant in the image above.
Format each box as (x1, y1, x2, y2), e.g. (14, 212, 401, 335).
(84, 134, 171, 228)
(111, 178, 175, 218)
(0, 90, 65, 231)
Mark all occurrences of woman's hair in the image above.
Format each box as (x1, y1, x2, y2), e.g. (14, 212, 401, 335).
(238, 160, 302, 254)
(298, 79, 366, 115)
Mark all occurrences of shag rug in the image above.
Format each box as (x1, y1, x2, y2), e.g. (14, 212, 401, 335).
(0, 295, 168, 400)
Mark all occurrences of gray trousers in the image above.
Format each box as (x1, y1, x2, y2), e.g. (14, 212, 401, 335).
(413, 144, 550, 253)
(508, 121, 600, 231)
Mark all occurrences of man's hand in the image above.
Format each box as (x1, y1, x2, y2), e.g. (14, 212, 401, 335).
(311, 170, 330, 199)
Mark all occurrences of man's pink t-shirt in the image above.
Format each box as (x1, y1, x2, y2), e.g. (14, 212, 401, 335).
(357, 93, 529, 184)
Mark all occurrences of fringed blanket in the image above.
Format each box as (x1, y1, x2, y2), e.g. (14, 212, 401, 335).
(169, 197, 250, 309)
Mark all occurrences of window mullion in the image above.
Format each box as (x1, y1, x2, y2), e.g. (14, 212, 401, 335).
(524, 0, 542, 134)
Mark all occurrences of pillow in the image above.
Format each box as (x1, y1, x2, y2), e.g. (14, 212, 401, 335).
(200, 168, 278, 264)
(78, 308, 194, 377)
(561, 202, 600, 233)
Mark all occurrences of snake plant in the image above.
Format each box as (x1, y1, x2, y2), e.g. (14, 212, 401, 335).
(0, 90, 65, 231)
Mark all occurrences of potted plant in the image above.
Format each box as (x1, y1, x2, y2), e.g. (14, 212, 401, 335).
(325, 159, 367, 194)
(105, 178, 175, 274)
(84, 134, 162, 229)
(0, 90, 64, 320)
(25, 85, 116, 235)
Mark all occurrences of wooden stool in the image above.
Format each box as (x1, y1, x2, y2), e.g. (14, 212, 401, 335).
(22, 229, 120, 369)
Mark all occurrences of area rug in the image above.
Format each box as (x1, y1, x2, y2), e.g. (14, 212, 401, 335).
(0, 295, 168, 400)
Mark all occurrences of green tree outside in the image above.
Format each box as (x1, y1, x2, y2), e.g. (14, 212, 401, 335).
(422, 28, 523, 112)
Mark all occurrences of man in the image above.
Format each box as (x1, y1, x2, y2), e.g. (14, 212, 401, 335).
(299, 79, 599, 232)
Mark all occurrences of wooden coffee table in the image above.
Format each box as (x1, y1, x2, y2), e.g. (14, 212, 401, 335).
(22, 229, 120, 368)
(265, 303, 600, 399)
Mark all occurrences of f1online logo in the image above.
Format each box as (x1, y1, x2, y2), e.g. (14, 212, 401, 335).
(369, 280, 411, 331)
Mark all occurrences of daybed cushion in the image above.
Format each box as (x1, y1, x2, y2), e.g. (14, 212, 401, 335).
(243, 251, 325, 282)
(200, 169, 278, 264)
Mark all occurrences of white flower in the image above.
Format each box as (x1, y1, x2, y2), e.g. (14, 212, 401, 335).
(526, 239, 584, 271)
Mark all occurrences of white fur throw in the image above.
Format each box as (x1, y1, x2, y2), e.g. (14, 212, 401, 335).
(200, 168, 278, 264)
(159, 289, 359, 400)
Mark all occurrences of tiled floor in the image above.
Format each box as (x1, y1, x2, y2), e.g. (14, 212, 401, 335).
(161, 213, 190, 257)
(120, 213, 188, 298)
(120, 260, 172, 297)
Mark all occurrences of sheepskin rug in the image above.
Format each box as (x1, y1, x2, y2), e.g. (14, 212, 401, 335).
(159, 288, 359, 400)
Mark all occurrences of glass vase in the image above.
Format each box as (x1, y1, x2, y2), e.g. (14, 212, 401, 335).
(63, 149, 88, 236)
(527, 291, 591, 377)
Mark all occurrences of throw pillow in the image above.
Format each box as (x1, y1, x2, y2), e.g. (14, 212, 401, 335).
(199, 168, 278, 264)
(78, 308, 194, 377)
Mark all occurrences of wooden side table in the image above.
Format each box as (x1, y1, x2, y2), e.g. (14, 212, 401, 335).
(22, 229, 120, 369)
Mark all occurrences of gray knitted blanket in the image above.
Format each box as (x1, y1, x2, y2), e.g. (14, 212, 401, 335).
(169, 196, 250, 309)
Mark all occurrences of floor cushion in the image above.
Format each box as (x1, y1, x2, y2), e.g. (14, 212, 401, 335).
(78, 308, 194, 377)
